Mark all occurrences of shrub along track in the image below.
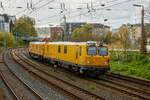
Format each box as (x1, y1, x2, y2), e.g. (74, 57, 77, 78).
(0, 50, 42, 100)
(12, 49, 106, 100)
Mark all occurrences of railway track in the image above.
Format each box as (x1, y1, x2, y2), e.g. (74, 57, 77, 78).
(21, 48, 150, 100)
(12, 49, 106, 100)
(89, 78, 150, 100)
(1, 50, 43, 100)
(106, 72, 150, 87)
(0, 72, 19, 100)
(105, 73, 150, 95)
(0, 51, 18, 100)
(88, 72, 150, 99)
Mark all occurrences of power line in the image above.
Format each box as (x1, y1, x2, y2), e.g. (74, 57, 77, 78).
(40, 0, 134, 26)
(14, 0, 136, 27)
(43, 0, 133, 24)
(28, 0, 55, 14)
(15, 0, 47, 15)
(65, 0, 133, 20)
(29, 0, 119, 20)
(3, 0, 10, 5)
(14, 0, 124, 21)
(37, 0, 124, 22)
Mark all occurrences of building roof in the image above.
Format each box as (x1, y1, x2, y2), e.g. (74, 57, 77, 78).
(64, 22, 110, 28)
(30, 41, 97, 45)
(88, 23, 110, 28)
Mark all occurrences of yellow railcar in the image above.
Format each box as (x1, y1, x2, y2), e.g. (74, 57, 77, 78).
(28, 42, 45, 58)
(29, 41, 110, 75)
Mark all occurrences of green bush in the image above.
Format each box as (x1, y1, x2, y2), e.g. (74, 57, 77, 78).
(0, 32, 25, 48)
(0, 32, 15, 48)
(110, 50, 150, 80)
(110, 50, 149, 63)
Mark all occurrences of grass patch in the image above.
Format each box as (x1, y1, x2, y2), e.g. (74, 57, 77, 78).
(110, 51, 150, 80)
(110, 61, 150, 80)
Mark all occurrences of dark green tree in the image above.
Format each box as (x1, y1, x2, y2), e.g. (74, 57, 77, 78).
(71, 24, 94, 41)
(13, 16, 37, 37)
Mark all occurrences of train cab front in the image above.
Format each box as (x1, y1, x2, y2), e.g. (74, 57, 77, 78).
(80, 42, 110, 75)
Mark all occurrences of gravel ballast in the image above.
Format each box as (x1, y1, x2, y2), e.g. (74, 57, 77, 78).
(4, 50, 68, 100)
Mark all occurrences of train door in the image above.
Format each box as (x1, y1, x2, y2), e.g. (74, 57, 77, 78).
(42, 44, 45, 56)
(75, 45, 79, 63)
(78, 46, 83, 65)
(75, 46, 82, 64)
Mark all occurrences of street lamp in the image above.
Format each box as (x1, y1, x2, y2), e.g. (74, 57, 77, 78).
(133, 4, 143, 7)
(101, 4, 105, 7)
(16, 6, 23, 9)
(104, 19, 108, 22)
(106, 8, 111, 11)
(48, 7, 54, 9)
(133, 4, 146, 54)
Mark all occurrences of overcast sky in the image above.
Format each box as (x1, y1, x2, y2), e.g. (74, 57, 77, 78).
(1, 0, 150, 29)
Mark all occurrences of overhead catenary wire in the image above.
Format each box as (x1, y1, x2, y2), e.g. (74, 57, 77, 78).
(2, 0, 10, 6)
(28, 0, 120, 21)
(37, 0, 131, 23)
(8, 0, 147, 29)
(13, 0, 130, 21)
(28, 0, 55, 14)
(15, 0, 47, 15)
(39, 0, 133, 25)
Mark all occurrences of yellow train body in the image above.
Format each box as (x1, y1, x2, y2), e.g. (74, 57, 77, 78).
(29, 42, 110, 75)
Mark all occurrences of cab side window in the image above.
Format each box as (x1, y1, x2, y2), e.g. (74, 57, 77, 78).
(58, 45, 61, 53)
(64, 45, 67, 54)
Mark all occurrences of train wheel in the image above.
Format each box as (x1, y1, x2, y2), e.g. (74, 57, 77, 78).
(79, 68, 84, 74)
(53, 65, 58, 72)
(54, 65, 57, 68)
(97, 74, 106, 80)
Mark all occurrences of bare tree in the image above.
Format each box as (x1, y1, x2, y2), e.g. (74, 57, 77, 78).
(145, 3, 150, 22)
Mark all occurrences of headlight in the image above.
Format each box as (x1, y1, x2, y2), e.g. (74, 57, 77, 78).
(104, 61, 108, 65)
(87, 61, 90, 64)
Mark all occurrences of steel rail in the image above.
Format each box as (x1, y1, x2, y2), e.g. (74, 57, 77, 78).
(3, 50, 43, 100)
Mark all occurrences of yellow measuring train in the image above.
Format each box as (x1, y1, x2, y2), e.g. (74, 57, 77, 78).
(28, 41, 110, 76)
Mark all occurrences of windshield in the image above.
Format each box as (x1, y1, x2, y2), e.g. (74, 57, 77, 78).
(98, 47, 108, 56)
(87, 47, 97, 55)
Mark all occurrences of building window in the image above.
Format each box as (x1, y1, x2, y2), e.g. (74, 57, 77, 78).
(58, 45, 61, 53)
(79, 47, 82, 56)
(64, 45, 67, 54)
